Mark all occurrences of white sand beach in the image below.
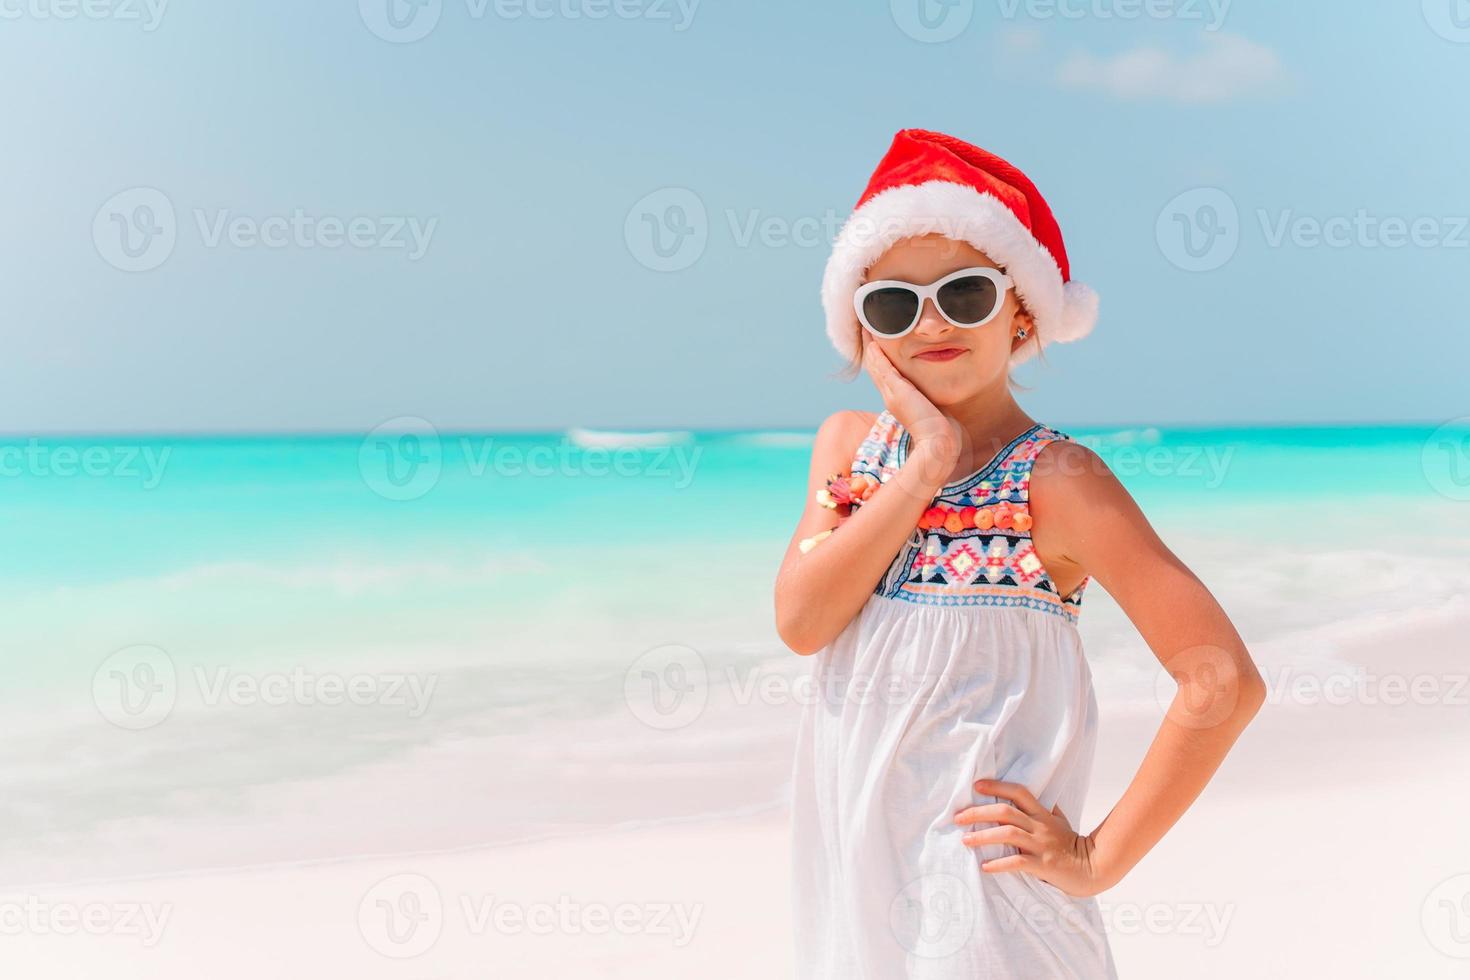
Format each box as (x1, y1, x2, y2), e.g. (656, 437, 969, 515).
(8, 604, 1468, 979)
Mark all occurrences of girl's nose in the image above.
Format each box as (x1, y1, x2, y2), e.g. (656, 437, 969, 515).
(911, 299, 953, 339)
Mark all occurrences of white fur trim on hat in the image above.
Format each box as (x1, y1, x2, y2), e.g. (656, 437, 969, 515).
(820, 180, 1097, 368)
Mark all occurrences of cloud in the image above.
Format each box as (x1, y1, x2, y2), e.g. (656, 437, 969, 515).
(1000, 26, 1045, 55)
(1054, 33, 1286, 104)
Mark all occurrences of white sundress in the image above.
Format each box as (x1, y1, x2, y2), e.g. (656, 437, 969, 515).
(791, 411, 1117, 979)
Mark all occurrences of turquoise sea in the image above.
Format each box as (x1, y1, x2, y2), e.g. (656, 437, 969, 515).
(2, 422, 1468, 884)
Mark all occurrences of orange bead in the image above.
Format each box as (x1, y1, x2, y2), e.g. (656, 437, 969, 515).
(1012, 511, 1033, 532)
(944, 512, 965, 534)
(960, 506, 978, 527)
(994, 510, 1014, 530)
(975, 508, 994, 530)
(922, 506, 946, 529)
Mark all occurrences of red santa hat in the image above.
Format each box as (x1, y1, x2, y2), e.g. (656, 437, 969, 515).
(821, 129, 1097, 367)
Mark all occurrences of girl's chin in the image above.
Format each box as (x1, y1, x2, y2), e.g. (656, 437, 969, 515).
(909, 364, 1005, 400)
(912, 380, 987, 408)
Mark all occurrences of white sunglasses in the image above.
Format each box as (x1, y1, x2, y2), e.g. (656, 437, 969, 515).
(853, 266, 1013, 339)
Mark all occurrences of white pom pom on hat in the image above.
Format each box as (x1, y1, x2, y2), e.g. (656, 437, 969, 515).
(820, 129, 1096, 367)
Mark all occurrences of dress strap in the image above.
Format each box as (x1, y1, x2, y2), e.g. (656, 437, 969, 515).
(988, 424, 1073, 507)
(849, 411, 903, 481)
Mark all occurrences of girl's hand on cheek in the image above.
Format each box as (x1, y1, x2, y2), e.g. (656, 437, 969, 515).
(862, 343, 960, 470)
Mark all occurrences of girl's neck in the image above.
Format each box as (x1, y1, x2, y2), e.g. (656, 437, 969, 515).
(935, 384, 1036, 475)
(941, 386, 1034, 442)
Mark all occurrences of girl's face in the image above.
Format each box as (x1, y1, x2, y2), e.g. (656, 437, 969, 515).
(860, 234, 1033, 407)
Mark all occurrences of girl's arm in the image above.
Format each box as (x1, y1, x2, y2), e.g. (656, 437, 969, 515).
(961, 440, 1267, 894)
(774, 346, 959, 655)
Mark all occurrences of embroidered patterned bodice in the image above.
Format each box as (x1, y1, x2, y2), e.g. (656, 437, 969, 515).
(849, 411, 1088, 622)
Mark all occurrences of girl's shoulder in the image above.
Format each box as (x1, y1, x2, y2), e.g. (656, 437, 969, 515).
(1027, 429, 1122, 519)
(813, 409, 883, 450)
(812, 410, 897, 478)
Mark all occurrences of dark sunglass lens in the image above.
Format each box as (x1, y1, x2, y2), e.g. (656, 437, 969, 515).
(935, 275, 999, 325)
(862, 288, 920, 335)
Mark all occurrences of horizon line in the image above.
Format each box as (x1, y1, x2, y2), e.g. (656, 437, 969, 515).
(0, 417, 1458, 441)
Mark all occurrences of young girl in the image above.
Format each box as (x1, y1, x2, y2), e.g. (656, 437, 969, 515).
(776, 129, 1266, 978)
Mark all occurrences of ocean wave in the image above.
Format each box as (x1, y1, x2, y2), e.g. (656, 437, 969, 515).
(565, 427, 693, 448)
(734, 431, 815, 448)
(1075, 426, 1163, 448)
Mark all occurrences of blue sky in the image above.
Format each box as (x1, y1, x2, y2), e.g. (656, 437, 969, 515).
(2, 1, 1467, 432)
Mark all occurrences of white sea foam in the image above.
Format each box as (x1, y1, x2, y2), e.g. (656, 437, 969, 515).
(1075, 426, 1163, 448)
(734, 431, 815, 448)
(565, 427, 693, 448)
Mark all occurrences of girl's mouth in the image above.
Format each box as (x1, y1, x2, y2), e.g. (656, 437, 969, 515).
(911, 347, 968, 363)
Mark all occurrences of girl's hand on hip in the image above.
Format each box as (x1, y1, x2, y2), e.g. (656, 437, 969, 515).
(862, 343, 960, 469)
(954, 779, 1108, 898)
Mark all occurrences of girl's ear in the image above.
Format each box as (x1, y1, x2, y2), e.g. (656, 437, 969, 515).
(1010, 309, 1037, 354)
